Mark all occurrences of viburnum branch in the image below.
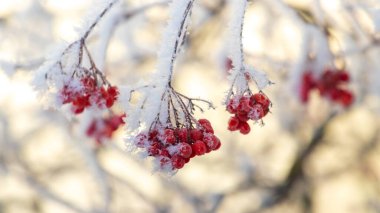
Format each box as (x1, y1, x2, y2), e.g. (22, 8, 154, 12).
(227, 0, 249, 94)
(168, 0, 195, 84)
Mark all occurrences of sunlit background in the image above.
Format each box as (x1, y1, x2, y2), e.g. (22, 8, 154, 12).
(1, 0, 380, 213)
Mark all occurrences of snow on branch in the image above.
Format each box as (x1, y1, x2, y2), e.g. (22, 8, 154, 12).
(124, 0, 196, 135)
(226, 0, 271, 98)
(32, 0, 121, 109)
(123, 0, 222, 174)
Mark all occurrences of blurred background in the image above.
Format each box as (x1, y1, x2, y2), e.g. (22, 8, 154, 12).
(1, 0, 380, 212)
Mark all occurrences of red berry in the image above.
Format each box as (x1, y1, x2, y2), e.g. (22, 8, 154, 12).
(171, 155, 186, 169)
(81, 77, 96, 92)
(148, 142, 160, 156)
(228, 116, 240, 131)
(227, 98, 238, 114)
(238, 96, 252, 113)
(300, 71, 316, 103)
(105, 97, 114, 108)
(191, 140, 207, 156)
(214, 139, 221, 150)
(339, 90, 354, 107)
(251, 93, 270, 109)
(190, 129, 203, 141)
(336, 71, 350, 82)
(163, 129, 176, 144)
(178, 142, 192, 158)
(86, 121, 97, 136)
(184, 157, 191, 163)
(159, 157, 171, 169)
(225, 58, 233, 72)
(203, 134, 221, 150)
(239, 122, 251, 135)
(149, 130, 158, 140)
(248, 104, 265, 120)
(107, 86, 118, 97)
(236, 111, 249, 122)
(72, 105, 85, 114)
(177, 128, 188, 142)
(160, 149, 171, 158)
(135, 133, 148, 148)
(198, 119, 214, 133)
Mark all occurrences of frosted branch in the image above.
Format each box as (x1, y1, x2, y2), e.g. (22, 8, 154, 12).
(155, 0, 195, 86)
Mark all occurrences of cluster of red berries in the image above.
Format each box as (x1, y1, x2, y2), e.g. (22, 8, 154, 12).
(60, 76, 118, 114)
(86, 113, 125, 145)
(134, 119, 221, 171)
(300, 69, 354, 107)
(227, 93, 271, 135)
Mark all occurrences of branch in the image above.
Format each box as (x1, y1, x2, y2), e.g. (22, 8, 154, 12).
(261, 112, 337, 208)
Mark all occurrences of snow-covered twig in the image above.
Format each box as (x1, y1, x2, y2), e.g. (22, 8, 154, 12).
(225, 0, 271, 104)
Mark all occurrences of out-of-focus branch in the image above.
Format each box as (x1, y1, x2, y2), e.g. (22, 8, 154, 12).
(260, 112, 337, 209)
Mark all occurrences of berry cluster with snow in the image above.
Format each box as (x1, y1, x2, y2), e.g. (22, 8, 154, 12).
(227, 93, 271, 135)
(134, 119, 220, 171)
(60, 72, 119, 114)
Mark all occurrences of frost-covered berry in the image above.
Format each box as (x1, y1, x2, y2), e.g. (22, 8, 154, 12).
(59, 76, 119, 114)
(248, 104, 265, 120)
(226, 93, 271, 135)
(204, 134, 221, 150)
(251, 93, 270, 109)
(178, 142, 192, 158)
(132, 118, 221, 172)
(190, 129, 203, 141)
(237, 96, 252, 113)
(163, 128, 176, 144)
(171, 155, 186, 169)
(198, 119, 214, 133)
(192, 140, 207, 156)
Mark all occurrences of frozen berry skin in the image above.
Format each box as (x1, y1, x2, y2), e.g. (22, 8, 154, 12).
(163, 128, 176, 144)
(190, 129, 203, 141)
(159, 156, 171, 169)
(248, 104, 265, 120)
(204, 134, 221, 150)
(178, 142, 192, 158)
(228, 116, 240, 131)
(239, 121, 251, 135)
(171, 155, 186, 169)
(198, 119, 214, 134)
(227, 99, 238, 114)
(148, 144, 160, 156)
(191, 140, 207, 156)
(160, 149, 171, 158)
(251, 93, 271, 109)
(176, 128, 188, 143)
(60, 75, 119, 114)
(132, 119, 221, 172)
(237, 96, 252, 113)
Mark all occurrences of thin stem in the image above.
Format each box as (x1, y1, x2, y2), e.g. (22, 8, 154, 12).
(166, 0, 195, 85)
(82, 0, 120, 40)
